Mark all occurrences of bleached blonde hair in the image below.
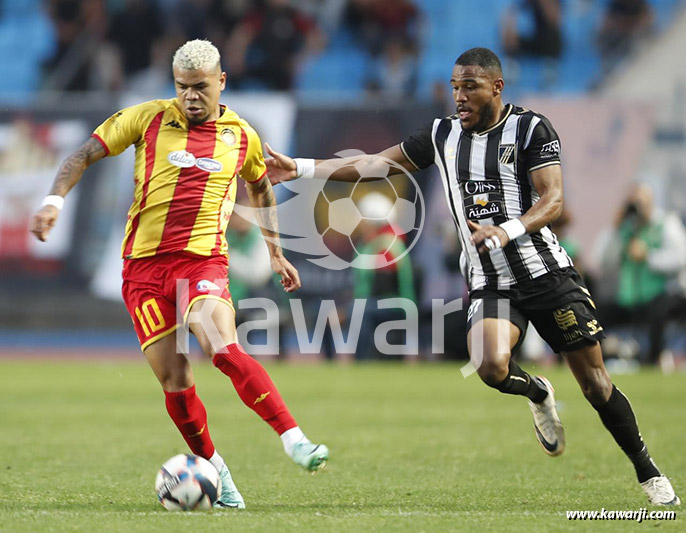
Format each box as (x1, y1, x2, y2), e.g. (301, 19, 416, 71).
(172, 39, 221, 71)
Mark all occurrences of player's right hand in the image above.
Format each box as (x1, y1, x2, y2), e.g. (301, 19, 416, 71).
(30, 206, 59, 242)
(264, 143, 297, 185)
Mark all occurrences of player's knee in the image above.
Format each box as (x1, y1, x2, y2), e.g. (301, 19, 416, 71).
(160, 375, 194, 392)
(476, 356, 510, 388)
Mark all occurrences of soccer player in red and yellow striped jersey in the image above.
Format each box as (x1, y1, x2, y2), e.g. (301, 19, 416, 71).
(92, 97, 265, 260)
(31, 39, 328, 508)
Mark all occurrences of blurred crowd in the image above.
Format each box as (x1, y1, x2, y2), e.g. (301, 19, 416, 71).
(39, 0, 659, 96)
(500, 0, 655, 90)
(42, 0, 421, 95)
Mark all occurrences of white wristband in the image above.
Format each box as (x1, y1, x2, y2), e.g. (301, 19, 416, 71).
(41, 195, 64, 210)
(499, 219, 526, 241)
(294, 158, 315, 179)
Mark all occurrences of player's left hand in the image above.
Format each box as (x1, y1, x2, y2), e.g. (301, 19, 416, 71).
(467, 219, 509, 254)
(271, 254, 301, 292)
(264, 143, 297, 185)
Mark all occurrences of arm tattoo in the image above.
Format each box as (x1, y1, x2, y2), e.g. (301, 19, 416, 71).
(50, 137, 106, 197)
(246, 178, 283, 256)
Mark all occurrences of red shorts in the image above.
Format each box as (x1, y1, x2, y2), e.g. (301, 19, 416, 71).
(121, 253, 233, 351)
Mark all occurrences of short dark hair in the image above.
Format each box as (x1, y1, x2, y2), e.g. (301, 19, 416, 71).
(455, 47, 502, 75)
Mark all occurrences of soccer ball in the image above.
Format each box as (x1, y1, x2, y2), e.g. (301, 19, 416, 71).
(316, 173, 423, 269)
(155, 454, 221, 511)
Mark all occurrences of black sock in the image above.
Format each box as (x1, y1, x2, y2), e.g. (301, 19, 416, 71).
(594, 385, 661, 482)
(495, 359, 548, 403)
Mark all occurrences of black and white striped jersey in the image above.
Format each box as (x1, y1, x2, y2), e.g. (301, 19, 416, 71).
(401, 104, 572, 291)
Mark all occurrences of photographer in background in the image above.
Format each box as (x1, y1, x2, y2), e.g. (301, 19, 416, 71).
(597, 184, 686, 367)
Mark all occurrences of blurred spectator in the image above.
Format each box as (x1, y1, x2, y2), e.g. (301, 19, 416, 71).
(344, 0, 420, 98)
(225, 0, 324, 90)
(596, 184, 686, 365)
(226, 213, 273, 305)
(353, 193, 417, 360)
(550, 208, 580, 264)
(345, 0, 418, 57)
(168, 0, 252, 44)
(366, 37, 417, 98)
(107, 0, 163, 79)
(596, 0, 654, 75)
(550, 207, 595, 293)
(42, 0, 109, 91)
(501, 0, 563, 90)
(293, 0, 348, 33)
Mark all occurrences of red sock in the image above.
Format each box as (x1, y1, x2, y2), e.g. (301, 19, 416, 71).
(213, 343, 297, 435)
(164, 385, 215, 459)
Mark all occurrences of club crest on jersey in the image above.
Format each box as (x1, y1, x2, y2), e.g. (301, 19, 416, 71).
(498, 144, 516, 164)
(167, 150, 196, 168)
(196, 280, 221, 293)
(221, 128, 237, 146)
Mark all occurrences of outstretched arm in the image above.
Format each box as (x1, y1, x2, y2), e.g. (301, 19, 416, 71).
(30, 137, 107, 242)
(264, 143, 417, 185)
(244, 176, 301, 293)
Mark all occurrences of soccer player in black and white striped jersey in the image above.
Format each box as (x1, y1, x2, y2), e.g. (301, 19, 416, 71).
(265, 48, 679, 506)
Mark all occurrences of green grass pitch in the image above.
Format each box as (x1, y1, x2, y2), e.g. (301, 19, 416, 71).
(1, 359, 683, 532)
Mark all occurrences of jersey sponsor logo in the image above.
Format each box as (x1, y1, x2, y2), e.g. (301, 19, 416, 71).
(165, 120, 183, 130)
(463, 180, 500, 196)
(553, 307, 578, 330)
(540, 140, 560, 158)
(167, 152, 224, 173)
(466, 201, 502, 220)
(196, 280, 221, 292)
(221, 128, 237, 146)
(196, 157, 223, 173)
(167, 150, 196, 168)
(498, 143, 516, 164)
(562, 329, 584, 343)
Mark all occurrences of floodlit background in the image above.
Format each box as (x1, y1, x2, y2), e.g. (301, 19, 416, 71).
(0, 0, 685, 367)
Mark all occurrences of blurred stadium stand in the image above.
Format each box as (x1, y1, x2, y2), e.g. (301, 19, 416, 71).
(0, 0, 684, 102)
(1, 0, 685, 361)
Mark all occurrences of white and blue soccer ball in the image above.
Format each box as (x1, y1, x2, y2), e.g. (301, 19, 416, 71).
(155, 454, 221, 511)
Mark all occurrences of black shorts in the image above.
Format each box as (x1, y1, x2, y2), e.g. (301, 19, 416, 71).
(466, 267, 605, 354)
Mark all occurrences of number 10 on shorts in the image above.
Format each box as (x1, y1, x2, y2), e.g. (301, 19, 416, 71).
(135, 298, 167, 336)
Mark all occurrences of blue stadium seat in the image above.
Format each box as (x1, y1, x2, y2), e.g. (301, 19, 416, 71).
(0, 5, 56, 102)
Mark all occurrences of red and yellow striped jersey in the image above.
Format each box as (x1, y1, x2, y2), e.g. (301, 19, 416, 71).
(92, 98, 266, 259)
